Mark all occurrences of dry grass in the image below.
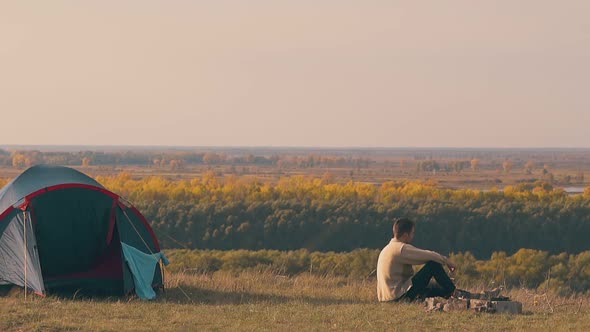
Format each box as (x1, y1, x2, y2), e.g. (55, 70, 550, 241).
(1, 272, 590, 331)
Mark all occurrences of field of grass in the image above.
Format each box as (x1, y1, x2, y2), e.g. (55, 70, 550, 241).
(1, 271, 589, 331)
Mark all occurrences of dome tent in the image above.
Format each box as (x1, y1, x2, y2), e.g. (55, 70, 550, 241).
(0, 165, 167, 299)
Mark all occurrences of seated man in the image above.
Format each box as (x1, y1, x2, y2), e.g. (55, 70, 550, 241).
(377, 218, 460, 302)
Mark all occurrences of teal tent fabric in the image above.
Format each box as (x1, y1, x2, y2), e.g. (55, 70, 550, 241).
(121, 243, 169, 300)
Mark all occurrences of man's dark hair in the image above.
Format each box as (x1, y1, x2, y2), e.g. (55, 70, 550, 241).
(393, 218, 415, 238)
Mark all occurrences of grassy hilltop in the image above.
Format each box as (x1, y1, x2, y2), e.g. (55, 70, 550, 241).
(1, 271, 589, 331)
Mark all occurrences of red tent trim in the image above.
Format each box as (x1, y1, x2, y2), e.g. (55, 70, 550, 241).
(23, 183, 119, 203)
(106, 200, 118, 245)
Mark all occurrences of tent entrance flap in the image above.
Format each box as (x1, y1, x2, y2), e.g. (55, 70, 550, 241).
(0, 211, 45, 294)
(121, 242, 168, 300)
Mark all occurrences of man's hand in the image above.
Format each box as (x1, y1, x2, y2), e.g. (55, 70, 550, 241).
(447, 260, 457, 273)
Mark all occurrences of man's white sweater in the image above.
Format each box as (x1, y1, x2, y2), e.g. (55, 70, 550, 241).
(376, 238, 448, 302)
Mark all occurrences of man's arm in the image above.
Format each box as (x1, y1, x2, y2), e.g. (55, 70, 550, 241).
(399, 244, 449, 266)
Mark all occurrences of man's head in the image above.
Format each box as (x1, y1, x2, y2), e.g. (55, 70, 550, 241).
(393, 218, 415, 243)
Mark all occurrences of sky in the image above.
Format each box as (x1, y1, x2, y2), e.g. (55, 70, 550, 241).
(1, 1, 589, 148)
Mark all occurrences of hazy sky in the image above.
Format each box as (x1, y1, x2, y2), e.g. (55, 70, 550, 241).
(1, 1, 589, 147)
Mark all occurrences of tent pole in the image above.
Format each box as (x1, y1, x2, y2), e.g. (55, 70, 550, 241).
(121, 208, 153, 254)
(23, 211, 27, 300)
(160, 260, 165, 294)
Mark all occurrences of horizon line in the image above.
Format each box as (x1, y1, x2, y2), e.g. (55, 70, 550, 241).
(3, 144, 590, 151)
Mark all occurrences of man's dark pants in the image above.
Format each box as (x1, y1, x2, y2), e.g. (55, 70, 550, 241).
(397, 261, 456, 302)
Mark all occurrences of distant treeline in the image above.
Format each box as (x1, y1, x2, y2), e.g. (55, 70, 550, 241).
(0, 149, 373, 169)
(166, 248, 590, 294)
(86, 173, 590, 258)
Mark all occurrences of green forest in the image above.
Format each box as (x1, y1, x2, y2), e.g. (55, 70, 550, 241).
(83, 173, 590, 258)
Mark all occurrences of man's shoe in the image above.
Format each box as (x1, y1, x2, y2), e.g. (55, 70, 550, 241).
(481, 287, 503, 299)
(452, 287, 503, 300)
(452, 289, 473, 299)
(470, 287, 503, 300)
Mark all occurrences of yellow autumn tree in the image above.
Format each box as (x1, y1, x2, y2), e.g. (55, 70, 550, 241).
(12, 153, 27, 169)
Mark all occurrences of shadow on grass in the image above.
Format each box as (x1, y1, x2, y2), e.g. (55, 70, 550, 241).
(6, 286, 371, 306)
(158, 286, 372, 306)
